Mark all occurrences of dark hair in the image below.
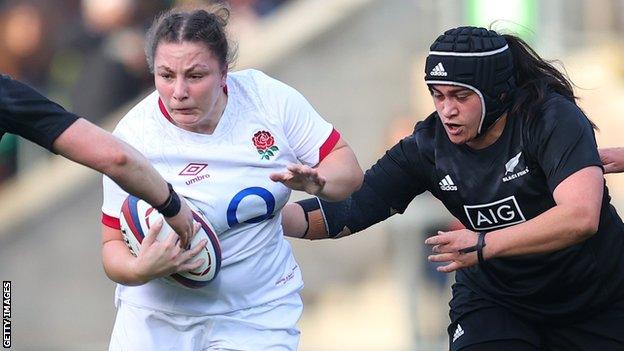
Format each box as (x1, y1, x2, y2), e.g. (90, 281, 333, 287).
(503, 34, 596, 128)
(144, 6, 235, 73)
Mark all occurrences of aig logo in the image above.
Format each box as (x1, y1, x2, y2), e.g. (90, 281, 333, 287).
(463, 196, 526, 230)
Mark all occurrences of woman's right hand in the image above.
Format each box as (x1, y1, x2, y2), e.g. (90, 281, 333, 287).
(129, 220, 207, 284)
(599, 147, 624, 174)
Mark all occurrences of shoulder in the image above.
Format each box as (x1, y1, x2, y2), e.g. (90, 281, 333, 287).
(524, 92, 593, 140)
(113, 91, 159, 137)
(388, 112, 438, 165)
(527, 92, 590, 130)
(409, 112, 438, 153)
(229, 69, 276, 90)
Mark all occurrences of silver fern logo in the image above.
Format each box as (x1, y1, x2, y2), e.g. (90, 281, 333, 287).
(503, 152, 529, 182)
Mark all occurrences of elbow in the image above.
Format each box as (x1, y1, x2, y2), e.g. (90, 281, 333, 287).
(572, 208, 600, 241)
(343, 170, 364, 196)
(101, 148, 131, 180)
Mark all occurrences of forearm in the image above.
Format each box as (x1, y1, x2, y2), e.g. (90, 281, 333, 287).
(281, 203, 307, 238)
(53, 118, 169, 206)
(485, 204, 599, 259)
(102, 240, 148, 286)
(315, 144, 363, 201)
(283, 182, 395, 240)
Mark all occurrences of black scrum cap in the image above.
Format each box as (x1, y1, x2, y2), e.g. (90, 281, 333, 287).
(424, 26, 516, 134)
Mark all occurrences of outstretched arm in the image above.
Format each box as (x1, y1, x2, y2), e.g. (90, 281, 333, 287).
(282, 137, 426, 239)
(426, 166, 603, 272)
(270, 138, 363, 201)
(53, 118, 195, 246)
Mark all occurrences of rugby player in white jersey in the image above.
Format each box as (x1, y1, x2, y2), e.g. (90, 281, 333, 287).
(100, 6, 363, 351)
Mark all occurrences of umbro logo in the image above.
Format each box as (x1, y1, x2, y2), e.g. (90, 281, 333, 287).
(179, 163, 210, 186)
(439, 174, 457, 191)
(452, 323, 464, 342)
(430, 62, 448, 76)
(179, 163, 208, 176)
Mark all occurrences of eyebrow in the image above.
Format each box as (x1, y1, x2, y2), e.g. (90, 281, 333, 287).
(430, 86, 472, 94)
(155, 64, 211, 72)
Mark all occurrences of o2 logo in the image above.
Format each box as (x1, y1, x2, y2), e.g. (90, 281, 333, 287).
(227, 187, 276, 228)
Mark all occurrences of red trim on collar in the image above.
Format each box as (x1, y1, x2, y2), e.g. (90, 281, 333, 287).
(158, 98, 174, 122)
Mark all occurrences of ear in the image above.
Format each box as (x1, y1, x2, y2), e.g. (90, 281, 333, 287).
(220, 71, 228, 87)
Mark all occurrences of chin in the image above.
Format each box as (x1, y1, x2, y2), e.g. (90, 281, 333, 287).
(446, 133, 467, 145)
(172, 115, 199, 125)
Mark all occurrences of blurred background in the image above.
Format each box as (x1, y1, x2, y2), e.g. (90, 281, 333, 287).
(1, 0, 624, 350)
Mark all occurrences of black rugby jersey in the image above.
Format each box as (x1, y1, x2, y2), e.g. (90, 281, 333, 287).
(0, 75, 78, 151)
(340, 92, 624, 321)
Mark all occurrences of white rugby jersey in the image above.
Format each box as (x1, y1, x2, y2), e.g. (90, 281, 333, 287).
(101, 69, 338, 315)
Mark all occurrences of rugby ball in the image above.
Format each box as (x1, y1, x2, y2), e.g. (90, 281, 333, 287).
(119, 195, 221, 288)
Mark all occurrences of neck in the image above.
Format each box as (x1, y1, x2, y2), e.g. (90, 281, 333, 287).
(466, 113, 507, 150)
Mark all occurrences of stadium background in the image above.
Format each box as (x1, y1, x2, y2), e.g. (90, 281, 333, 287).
(1, 0, 624, 349)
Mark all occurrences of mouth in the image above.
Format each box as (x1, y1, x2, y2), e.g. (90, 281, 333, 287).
(172, 108, 196, 115)
(444, 123, 463, 135)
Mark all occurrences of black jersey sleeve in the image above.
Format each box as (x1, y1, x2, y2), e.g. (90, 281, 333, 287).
(526, 95, 602, 192)
(319, 134, 428, 236)
(0, 75, 79, 151)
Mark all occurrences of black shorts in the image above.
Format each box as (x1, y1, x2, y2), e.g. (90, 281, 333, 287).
(448, 299, 624, 351)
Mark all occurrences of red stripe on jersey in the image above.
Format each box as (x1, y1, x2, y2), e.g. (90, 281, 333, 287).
(102, 213, 121, 229)
(158, 98, 174, 123)
(319, 128, 341, 162)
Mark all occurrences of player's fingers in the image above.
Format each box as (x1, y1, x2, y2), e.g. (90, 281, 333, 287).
(428, 252, 457, 262)
(424, 234, 449, 246)
(437, 261, 461, 273)
(269, 172, 293, 182)
(143, 219, 163, 246)
(286, 164, 307, 174)
(185, 239, 208, 259)
(179, 258, 205, 272)
(164, 231, 180, 247)
(603, 163, 617, 174)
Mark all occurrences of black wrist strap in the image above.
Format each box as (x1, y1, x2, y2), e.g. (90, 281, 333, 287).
(458, 232, 488, 265)
(476, 231, 487, 265)
(155, 183, 182, 217)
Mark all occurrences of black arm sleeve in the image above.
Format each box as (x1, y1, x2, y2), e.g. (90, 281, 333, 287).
(320, 135, 428, 237)
(0, 75, 79, 151)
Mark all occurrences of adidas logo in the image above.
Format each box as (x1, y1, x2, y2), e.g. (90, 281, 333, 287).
(452, 323, 464, 342)
(439, 175, 457, 191)
(430, 62, 448, 76)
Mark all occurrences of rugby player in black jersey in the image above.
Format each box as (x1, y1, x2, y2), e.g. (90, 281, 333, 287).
(280, 27, 624, 350)
(0, 75, 195, 244)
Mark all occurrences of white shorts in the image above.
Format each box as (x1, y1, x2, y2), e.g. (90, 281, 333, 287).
(108, 293, 303, 351)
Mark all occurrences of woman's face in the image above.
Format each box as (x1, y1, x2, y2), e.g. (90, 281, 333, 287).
(430, 85, 483, 145)
(154, 41, 226, 133)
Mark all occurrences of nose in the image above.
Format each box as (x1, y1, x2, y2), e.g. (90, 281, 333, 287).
(172, 79, 188, 101)
(440, 98, 458, 119)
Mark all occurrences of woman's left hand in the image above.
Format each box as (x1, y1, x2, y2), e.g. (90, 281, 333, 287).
(425, 229, 480, 273)
(270, 164, 327, 195)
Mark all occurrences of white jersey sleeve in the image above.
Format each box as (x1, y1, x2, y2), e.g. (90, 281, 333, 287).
(250, 70, 338, 166)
